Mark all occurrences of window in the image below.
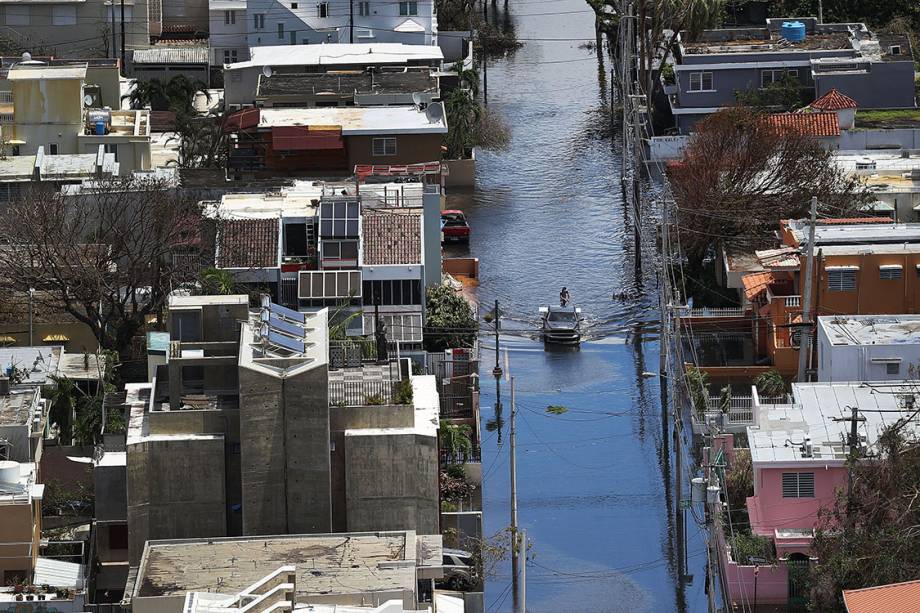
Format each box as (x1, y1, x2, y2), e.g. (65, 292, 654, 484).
(283, 222, 308, 256)
(120, 5, 134, 21)
(782, 472, 815, 498)
(6, 6, 29, 26)
(358, 1, 369, 15)
(890, 45, 902, 55)
(356, 27, 374, 39)
(108, 524, 128, 550)
(827, 268, 857, 292)
(372, 137, 397, 156)
(298, 270, 362, 299)
(319, 200, 360, 237)
(317, 2, 329, 17)
(277, 22, 284, 38)
(321, 240, 359, 261)
(224, 10, 235, 24)
(48, 143, 58, 155)
(399, 1, 418, 15)
(291, 1, 298, 7)
(362, 279, 422, 306)
(254, 13, 265, 28)
(879, 265, 902, 280)
(52, 5, 77, 25)
(689, 71, 713, 92)
(104, 143, 118, 162)
(362, 311, 423, 342)
(223, 49, 238, 63)
(170, 309, 202, 341)
(887, 362, 901, 375)
(290, 30, 296, 44)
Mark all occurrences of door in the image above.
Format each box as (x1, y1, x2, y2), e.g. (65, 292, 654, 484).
(787, 552, 809, 611)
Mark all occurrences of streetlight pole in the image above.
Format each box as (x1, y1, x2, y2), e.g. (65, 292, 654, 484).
(28, 288, 34, 346)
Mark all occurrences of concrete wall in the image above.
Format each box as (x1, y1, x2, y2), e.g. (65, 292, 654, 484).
(0, 0, 150, 57)
(443, 156, 475, 188)
(837, 128, 920, 150)
(422, 188, 442, 288)
(209, 8, 249, 66)
(126, 436, 228, 564)
(815, 61, 916, 109)
(77, 135, 152, 175)
(809, 251, 920, 316)
(330, 404, 415, 430)
(748, 465, 847, 536)
(675, 59, 817, 109)
(10, 75, 83, 156)
(344, 432, 438, 535)
(0, 502, 35, 581)
(238, 364, 331, 535)
(347, 134, 443, 168)
(816, 334, 920, 382)
(438, 31, 470, 63)
(162, 0, 208, 32)
(94, 461, 127, 522)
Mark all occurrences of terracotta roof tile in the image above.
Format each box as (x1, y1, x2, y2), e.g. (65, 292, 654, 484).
(811, 88, 858, 111)
(843, 579, 920, 613)
(741, 272, 775, 300)
(765, 112, 840, 137)
(362, 212, 421, 266)
(217, 219, 279, 269)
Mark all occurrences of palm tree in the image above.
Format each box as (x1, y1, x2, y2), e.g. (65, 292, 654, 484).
(444, 88, 481, 160)
(754, 369, 786, 397)
(199, 267, 236, 295)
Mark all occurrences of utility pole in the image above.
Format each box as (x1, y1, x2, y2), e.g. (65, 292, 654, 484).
(110, 3, 117, 60)
(797, 196, 818, 383)
(481, 2, 488, 106)
(518, 527, 526, 613)
(28, 288, 34, 346)
(833, 406, 865, 513)
(120, 0, 126, 70)
(492, 300, 502, 444)
(510, 376, 520, 611)
(349, 0, 354, 43)
(818, 0, 824, 24)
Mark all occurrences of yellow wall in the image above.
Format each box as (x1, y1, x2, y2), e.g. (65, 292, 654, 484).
(0, 502, 35, 582)
(10, 76, 84, 155)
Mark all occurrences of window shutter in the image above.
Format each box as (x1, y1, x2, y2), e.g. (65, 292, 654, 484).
(798, 473, 815, 497)
(782, 473, 798, 497)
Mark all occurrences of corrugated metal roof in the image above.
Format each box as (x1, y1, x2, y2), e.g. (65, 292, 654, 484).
(132, 47, 209, 65)
(843, 579, 920, 612)
(34, 557, 84, 589)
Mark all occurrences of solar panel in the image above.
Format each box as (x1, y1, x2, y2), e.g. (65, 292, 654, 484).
(269, 313, 305, 338)
(267, 301, 307, 323)
(268, 330, 306, 353)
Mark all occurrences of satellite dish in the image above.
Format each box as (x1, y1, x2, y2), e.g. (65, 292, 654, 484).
(411, 92, 423, 107)
(262, 65, 273, 78)
(83, 94, 94, 107)
(21, 52, 30, 62)
(425, 102, 444, 124)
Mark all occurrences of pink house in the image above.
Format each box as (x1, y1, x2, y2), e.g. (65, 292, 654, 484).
(718, 380, 919, 608)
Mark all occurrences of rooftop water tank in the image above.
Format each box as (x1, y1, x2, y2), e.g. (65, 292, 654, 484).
(781, 21, 806, 42)
(0, 460, 20, 485)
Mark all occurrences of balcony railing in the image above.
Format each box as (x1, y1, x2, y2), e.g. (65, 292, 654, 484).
(680, 307, 747, 318)
(691, 394, 787, 434)
(328, 379, 405, 406)
(783, 295, 801, 308)
(329, 339, 378, 369)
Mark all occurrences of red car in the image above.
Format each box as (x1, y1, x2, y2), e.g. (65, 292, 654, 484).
(441, 210, 470, 243)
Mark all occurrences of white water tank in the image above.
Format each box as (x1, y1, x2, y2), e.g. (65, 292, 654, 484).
(0, 460, 20, 484)
(706, 485, 721, 505)
(691, 477, 707, 505)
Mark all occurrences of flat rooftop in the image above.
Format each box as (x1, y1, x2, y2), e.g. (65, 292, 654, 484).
(229, 43, 443, 70)
(0, 388, 39, 426)
(7, 63, 87, 80)
(257, 70, 437, 98)
(749, 381, 920, 464)
(205, 183, 326, 220)
(134, 531, 440, 599)
(818, 315, 920, 346)
(0, 346, 61, 386)
(787, 220, 920, 246)
(256, 105, 447, 135)
(683, 30, 853, 54)
(0, 149, 117, 182)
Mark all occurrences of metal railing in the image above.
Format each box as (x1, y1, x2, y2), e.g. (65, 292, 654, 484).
(329, 340, 379, 369)
(440, 447, 482, 465)
(328, 379, 405, 406)
(681, 307, 747, 318)
(693, 394, 787, 433)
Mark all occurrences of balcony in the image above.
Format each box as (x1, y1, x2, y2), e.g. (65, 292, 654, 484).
(327, 361, 410, 406)
(692, 388, 788, 435)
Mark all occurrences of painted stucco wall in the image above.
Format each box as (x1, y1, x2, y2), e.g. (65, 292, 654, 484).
(748, 465, 847, 536)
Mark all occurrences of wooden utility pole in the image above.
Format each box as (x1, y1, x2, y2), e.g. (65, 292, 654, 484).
(510, 376, 520, 611)
(492, 300, 503, 444)
(797, 196, 818, 383)
(833, 406, 865, 513)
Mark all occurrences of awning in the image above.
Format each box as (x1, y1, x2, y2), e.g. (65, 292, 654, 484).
(42, 334, 69, 342)
(742, 271, 775, 301)
(271, 126, 343, 151)
(223, 107, 260, 132)
(0, 335, 15, 344)
(7, 139, 26, 145)
(861, 200, 895, 212)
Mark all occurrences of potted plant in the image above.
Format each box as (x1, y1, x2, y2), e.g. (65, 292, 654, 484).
(661, 63, 678, 95)
(15, 594, 23, 602)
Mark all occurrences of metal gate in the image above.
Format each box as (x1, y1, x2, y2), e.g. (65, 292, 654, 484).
(787, 553, 810, 611)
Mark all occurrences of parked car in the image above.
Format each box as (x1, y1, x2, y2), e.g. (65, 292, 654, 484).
(439, 548, 475, 590)
(540, 305, 582, 345)
(441, 210, 470, 243)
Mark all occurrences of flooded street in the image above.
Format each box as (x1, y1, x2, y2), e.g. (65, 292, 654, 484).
(444, 1, 710, 610)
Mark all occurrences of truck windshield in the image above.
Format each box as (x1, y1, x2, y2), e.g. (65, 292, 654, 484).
(548, 311, 576, 322)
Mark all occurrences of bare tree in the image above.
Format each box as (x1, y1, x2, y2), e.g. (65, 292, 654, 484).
(668, 106, 868, 271)
(0, 177, 205, 355)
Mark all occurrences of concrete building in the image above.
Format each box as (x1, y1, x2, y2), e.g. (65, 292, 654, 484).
(5, 63, 151, 175)
(0, 460, 43, 584)
(225, 104, 446, 175)
(126, 531, 445, 613)
(0, 383, 44, 464)
(254, 68, 439, 108)
(668, 18, 915, 133)
(130, 46, 210, 83)
(93, 450, 129, 599)
(126, 293, 441, 564)
(208, 0, 249, 66)
(0, 0, 155, 58)
(243, 0, 436, 49)
(223, 43, 443, 107)
(816, 314, 920, 381)
(0, 57, 121, 110)
(715, 380, 920, 606)
(0, 146, 118, 204)
(834, 150, 920, 222)
(161, 0, 208, 36)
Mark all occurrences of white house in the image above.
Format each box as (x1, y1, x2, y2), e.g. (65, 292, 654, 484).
(208, 0, 250, 66)
(244, 0, 436, 48)
(816, 314, 920, 382)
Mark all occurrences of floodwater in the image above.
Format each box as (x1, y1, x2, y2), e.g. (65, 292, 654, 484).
(443, 1, 710, 611)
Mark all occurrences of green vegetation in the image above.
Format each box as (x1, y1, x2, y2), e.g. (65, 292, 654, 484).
(660, 63, 676, 86)
(439, 421, 474, 461)
(686, 365, 711, 419)
(393, 379, 414, 405)
(546, 405, 569, 415)
(735, 74, 807, 112)
(443, 88, 510, 160)
(855, 108, 920, 129)
(199, 267, 237, 295)
(754, 369, 786, 397)
(730, 531, 776, 565)
(424, 285, 478, 352)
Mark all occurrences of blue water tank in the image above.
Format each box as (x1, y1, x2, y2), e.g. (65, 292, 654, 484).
(95, 121, 106, 135)
(781, 21, 806, 42)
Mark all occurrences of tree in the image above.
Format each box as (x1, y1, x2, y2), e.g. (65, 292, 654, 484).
(424, 285, 478, 351)
(669, 106, 868, 271)
(754, 369, 785, 397)
(0, 178, 204, 356)
(686, 365, 710, 419)
(168, 114, 227, 169)
(199, 267, 237, 295)
(809, 427, 920, 611)
(735, 74, 807, 112)
(440, 421, 474, 462)
(126, 75, 209, 115)
(443, 88, 510, 160)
